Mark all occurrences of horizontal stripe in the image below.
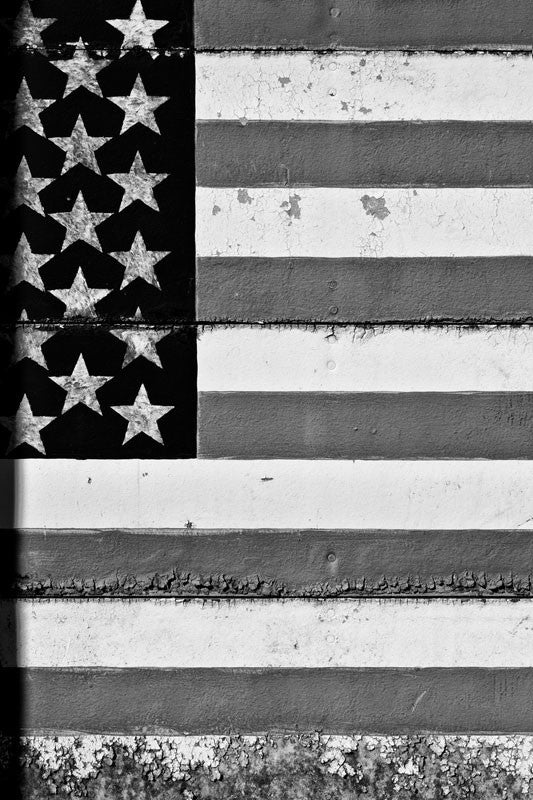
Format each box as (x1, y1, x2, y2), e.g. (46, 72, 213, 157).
(11, 598, 533, 667)
(198, 327, 533, 392)
(14, 668, 533, 734)
(195, 0, 533, 50)
(198, 392, 533, 459)
(13, 460, 533, 529)
(197, 121, 533, 187)
(196, 256, 533, 323)
(197, 52, 533, 122)
(197, 188, 533, 257)
(15, 528, 533, 597)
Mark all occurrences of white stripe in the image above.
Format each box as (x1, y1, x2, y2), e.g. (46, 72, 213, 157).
(14, 598, 533, 668)
(197, 52, 533, 122)
(198, 326, 533, 392)
(197, 188, 533, 258)
(14, 460, 533, 530)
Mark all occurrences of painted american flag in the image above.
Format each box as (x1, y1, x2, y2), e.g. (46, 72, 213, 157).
(3, 0, 533, 796)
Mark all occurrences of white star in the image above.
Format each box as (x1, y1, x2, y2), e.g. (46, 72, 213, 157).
(51, 116, 110, 174)
(50, 192, 112, 250)
(110, 231, 168, 288)
(110, 328, 168, 368)
(49, 268, 111, 317)
(107, 0, 168, 53)
(51, 38, 110, 97)
(111, 383, 173, 445)
(6, 79, 55, 135)
(1, 233, 50, 291)
(109, 152, 167, 210)
(109, 75, 169, 134)
(12, 327, 54, 368)
(8, 0, 56, 48)
(9, 156, 53, 215)
(0, 395, 54, 454)
(51, 354, 110, 416)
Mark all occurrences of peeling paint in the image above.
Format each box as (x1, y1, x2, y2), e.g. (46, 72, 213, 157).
(7, 734, 533, 798)
(14, 569, 533, 598)
(237, 188, 253, 204)
(281, 193, 302, 219)
(360, 194, 390, 220)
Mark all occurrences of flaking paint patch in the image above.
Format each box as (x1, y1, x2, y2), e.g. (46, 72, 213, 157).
(14, 569, 533, 598)
(237, 189, 253, 204)
(9, 734, 533, 798)
(281, 193, 302, 219)
(360, 195, 390, 220)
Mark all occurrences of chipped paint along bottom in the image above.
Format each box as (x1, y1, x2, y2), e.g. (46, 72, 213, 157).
(8, 734, 533, 798)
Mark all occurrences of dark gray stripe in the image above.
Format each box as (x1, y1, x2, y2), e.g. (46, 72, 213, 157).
(14, 529, 533, 598)
(197, 121, 533, 188)
(13, 668, 533, 734)
(199, 391, 533, 459)
(195, 0, 533, 50)
(196, 257, 533, 324)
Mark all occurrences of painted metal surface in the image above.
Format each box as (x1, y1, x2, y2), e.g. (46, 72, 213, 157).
(4, 0, 533, 794)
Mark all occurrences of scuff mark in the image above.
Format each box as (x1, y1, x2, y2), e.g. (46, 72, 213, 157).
(411, 689, 428, 713)
(278, 76, 291, 86)
(360, 194, 390, 220)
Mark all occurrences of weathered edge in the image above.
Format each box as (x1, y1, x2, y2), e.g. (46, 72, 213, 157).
(12, 528, 533, 597)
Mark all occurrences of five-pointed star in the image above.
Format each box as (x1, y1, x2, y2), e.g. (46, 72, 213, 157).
(110, 328, 169, 368)
(51, 354, 110, 416)
(1, 233, 50, 291)
(50, 268, 111, 317)
(11, 327, 54, 368)
(109, 76, 169, 134)
(7, 0, 56, 48)
(9, 156, 53, 215)
(51, 116, 110, 174)
(6, 79, 55, 135)
(0, 395, 54, 455)
(51, 39, 110, 97)
(109, 152, 167, 210)
(109, 231, 168, 288)
(50, 192, 112, 250)
(111, 383, 173, 445)
(107, 0, 168, 53)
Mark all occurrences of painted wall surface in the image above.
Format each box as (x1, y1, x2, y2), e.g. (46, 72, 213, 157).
(2, 0, 533, 797)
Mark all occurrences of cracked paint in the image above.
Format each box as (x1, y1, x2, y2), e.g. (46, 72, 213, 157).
(6, 734, 533, 799)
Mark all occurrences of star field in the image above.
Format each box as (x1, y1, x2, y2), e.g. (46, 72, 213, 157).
(0, 0, 195, 457)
